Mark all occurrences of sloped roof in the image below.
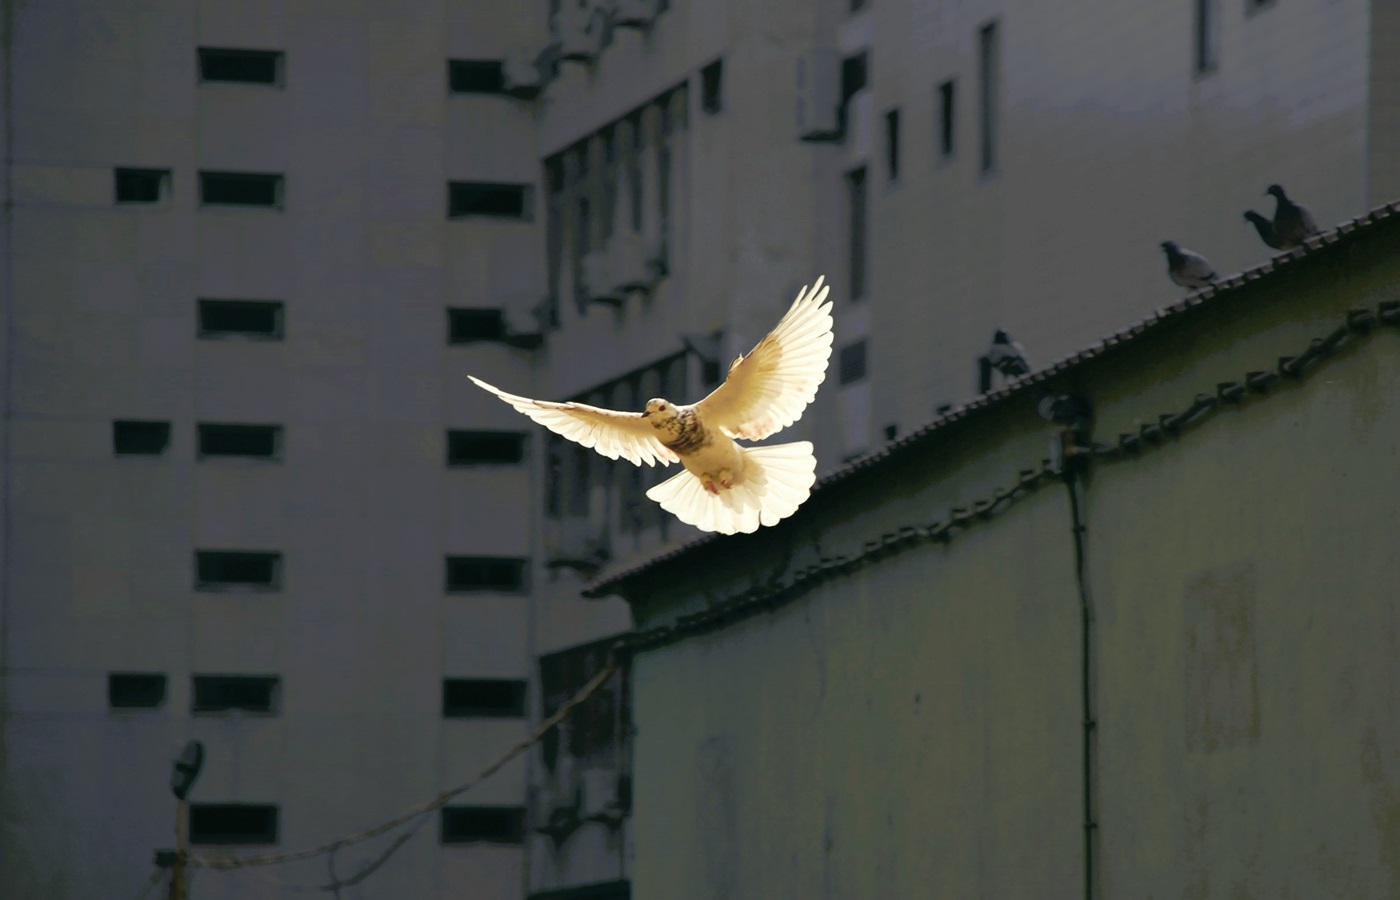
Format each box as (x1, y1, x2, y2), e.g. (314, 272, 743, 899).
(584, 199, 1400, 598)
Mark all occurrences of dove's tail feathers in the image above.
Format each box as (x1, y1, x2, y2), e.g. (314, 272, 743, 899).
(646, 441, 817, 535)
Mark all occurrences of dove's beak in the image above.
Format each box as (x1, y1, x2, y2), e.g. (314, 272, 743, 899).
(640, 411, 651, 418)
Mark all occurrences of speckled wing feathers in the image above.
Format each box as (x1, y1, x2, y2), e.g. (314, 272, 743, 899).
(467, 376, 679, 467)
(695, 277, 835, 442)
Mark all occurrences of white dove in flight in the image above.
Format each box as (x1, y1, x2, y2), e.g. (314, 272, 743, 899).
(469, 277, 835, 535)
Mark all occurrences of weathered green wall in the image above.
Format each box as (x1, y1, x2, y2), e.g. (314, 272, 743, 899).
(617, 225, 1400, 898)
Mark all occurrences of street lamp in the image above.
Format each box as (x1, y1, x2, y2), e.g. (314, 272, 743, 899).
(154, 741, 204, 900)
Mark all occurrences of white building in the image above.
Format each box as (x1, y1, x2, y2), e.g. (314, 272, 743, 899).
(0, 0, 1395, 898)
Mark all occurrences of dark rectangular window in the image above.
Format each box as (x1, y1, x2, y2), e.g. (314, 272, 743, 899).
(447, 431, 527, 466)
(449, 59, 506, 94)
(448, 182, 532, 220)
(195, 551, 282, 591)
(839, 340, 868, 385)
(442, 678, 527, 718)
(198, 48, 282, 86)
(198, 48, 283, 85)
(884, 108, 901, 181)
(200, 171, 283, 208)
(1195, 0, 1219, 72)
(700, 59, 723, 114)
(108, 673, 167, 709)
(113, 420, 171, 456)
(840, 52, 868, 123)
(445, 556, 527, 593)
(192, 675, 280, 714)
(447, 308, 507, 344)
(190, 804, 279, 845)
(938, 79, 956, 158)
(846, 167, 867, 301)
(441, 806, 526, 845)
(978, 21, 999, 173)
(198, 299, 284, 339)
(114, 168, 170, 204)
(198, 423, 282, 460)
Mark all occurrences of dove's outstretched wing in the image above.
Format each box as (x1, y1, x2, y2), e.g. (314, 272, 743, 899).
(469, 376, 679, 467)
(695, 276, 834, 441)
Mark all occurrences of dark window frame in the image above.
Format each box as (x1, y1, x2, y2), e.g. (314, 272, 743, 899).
(189, 804, 280, 845)
(108, 673, 168, 710)
(447, 431, 528, 466)
(195, 550, 283, 592)
(978, 20, 1000, 174)
(699, 58, 723, 114)
(442, 678, 528, 718)
(1195, 0, 1220, 73)
(884, 107, 901, 181)
(197, 47, 284, 86)
(839, 340, 868, 386)
(846, 167, 868, 301)
(448, 59, 507, 94)
(191, 675, 281, 715)
(197, 299, 285, 340)
(937, 79, 956, 159)
(199, 171, 285, 209)
(197, 423, 283, 461)
(114, 167, 171, 205)
(447, 182, 534, 220)
(446, 308, 508, 344)
(445, 555, 528, 593)
(440, 806, 526, 845)
(113, 420, 172, 457)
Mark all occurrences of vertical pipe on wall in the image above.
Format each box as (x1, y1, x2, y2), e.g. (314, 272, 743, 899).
(1065, 470, 1099, 900)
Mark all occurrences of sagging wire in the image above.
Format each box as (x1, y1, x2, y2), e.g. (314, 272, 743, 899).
(617, 300, 1400, 659)
(188, 657, 619, 879)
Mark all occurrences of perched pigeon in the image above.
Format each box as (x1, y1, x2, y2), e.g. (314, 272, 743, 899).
(986, 329, 1031, 379)
(470, 277, 834, 535)
(1266, 184, 1320, 249)
(1243, 210, 1283, 251)
(1160, 241, 1217, 290)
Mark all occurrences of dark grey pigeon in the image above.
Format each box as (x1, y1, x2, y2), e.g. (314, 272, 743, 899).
(1243, 210, 1284, 250)
(1160, 241, 1217, 290)
(987, 329, 1030, 378)
(1266, 184, 1321, 249)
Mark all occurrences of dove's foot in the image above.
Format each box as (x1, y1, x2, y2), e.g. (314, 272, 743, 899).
(703, 479, 719, 495)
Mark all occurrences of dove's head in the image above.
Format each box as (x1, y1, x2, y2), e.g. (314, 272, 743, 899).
(1265, 184, 1286, 199)
(642, 398, 679, 426)
(1160, 240, 1180, 255)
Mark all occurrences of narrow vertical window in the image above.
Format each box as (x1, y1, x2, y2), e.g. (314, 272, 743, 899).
(978, 21, 999, 174)
(884, 108, 901, 181)
(700, 59, 723, 114)
(937, 79, 956, 158)
(1195, 0, 1220, 73)
(846, 167, 867, 301)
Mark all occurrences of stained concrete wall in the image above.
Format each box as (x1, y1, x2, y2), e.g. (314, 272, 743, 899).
(614, 220, 1400, 898)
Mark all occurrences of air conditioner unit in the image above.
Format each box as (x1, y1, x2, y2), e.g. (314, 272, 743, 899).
(553, 6, 604, 63)
(581, 247, 624, 306)
(609, 0, 660, 29)
(502, 47, 546, 98)
(844, 88, 873, 163)
(796, 48, 841, 141)
(608, 231, 661, 294)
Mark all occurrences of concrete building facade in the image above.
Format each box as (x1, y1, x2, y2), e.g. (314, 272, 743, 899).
(1, 0, 1397, 897)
